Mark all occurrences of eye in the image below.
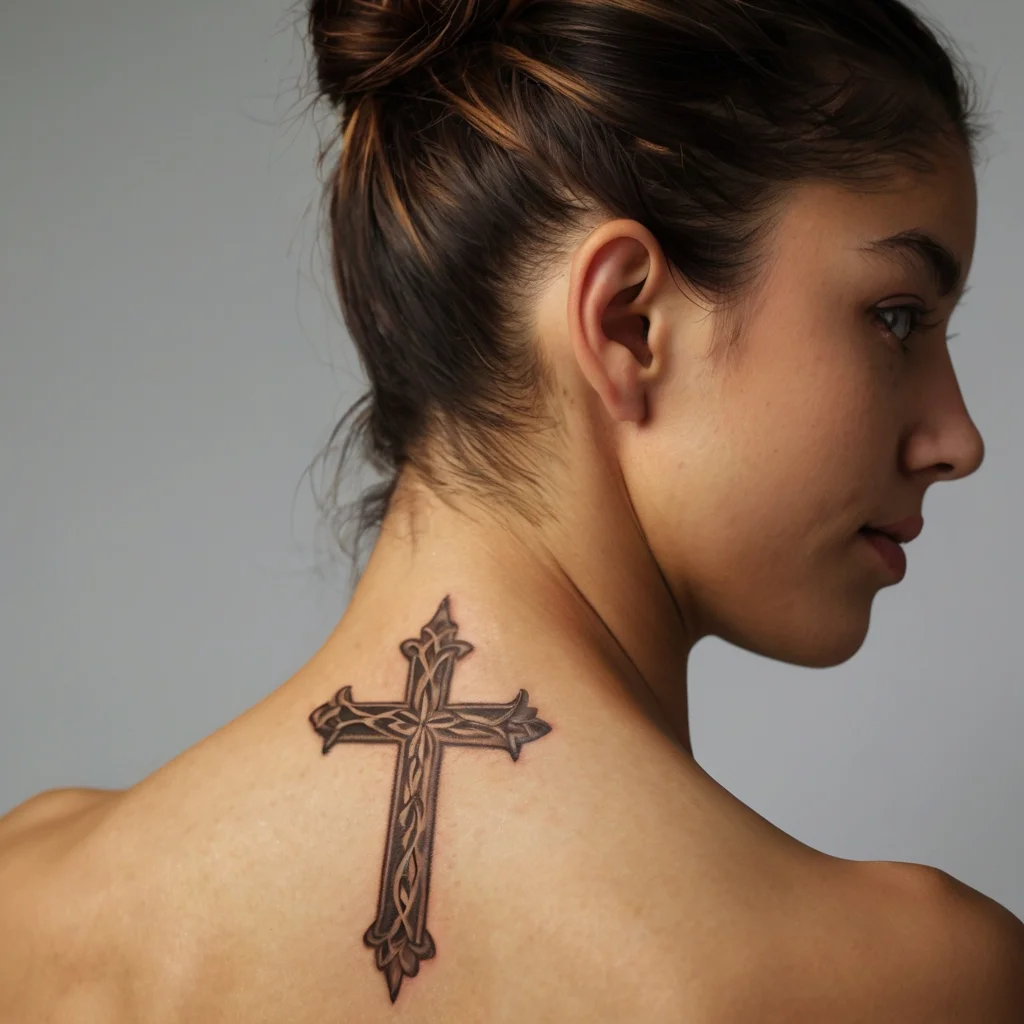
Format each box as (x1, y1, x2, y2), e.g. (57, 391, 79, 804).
(873, 303, 942, 354)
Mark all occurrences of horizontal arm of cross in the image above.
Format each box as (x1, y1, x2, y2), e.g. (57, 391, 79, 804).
(431, 689, 551, 760)
(309, 687, 413, 752)
(309, 686, 552, 759)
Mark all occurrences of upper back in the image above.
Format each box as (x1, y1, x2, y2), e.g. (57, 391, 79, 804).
(2, 779, 1021, 1024)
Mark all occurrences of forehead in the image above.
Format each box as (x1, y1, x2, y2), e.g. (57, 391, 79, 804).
(774, 145, 978, 294)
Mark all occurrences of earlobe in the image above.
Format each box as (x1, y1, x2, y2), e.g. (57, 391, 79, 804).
(598, 312, 651, 422)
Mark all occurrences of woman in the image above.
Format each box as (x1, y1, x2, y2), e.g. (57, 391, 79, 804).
(1, 0, 1022, 1019)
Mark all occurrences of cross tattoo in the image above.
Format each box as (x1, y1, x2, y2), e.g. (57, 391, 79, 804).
(308, 595, 552, 1002)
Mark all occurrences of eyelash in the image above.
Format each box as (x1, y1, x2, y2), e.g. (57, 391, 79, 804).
(874, 303, 944, 354)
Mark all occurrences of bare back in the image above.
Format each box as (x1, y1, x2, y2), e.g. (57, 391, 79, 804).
(1, 709, 1013, 1022)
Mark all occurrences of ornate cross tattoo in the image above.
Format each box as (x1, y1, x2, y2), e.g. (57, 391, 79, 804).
(308, 595, 552, 1003)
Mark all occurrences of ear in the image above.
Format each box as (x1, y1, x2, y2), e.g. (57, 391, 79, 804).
(567, 221, 667, 424)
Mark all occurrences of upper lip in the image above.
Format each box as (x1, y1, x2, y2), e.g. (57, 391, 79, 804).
(863, 515, 924, 544)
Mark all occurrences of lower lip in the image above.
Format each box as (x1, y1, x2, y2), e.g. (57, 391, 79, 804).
(859, 529, 907, 581)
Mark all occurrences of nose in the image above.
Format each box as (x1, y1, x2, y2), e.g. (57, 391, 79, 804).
(929, 414, 985, 482)
(904, 349, 985, 483)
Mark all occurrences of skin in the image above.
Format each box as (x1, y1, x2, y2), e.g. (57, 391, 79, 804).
(2, 138, 1022, 1022)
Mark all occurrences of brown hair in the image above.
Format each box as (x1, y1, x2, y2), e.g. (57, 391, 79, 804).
(297, 0, 991, 579)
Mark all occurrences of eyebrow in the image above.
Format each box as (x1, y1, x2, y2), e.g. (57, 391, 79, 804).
(859, 228, 965, 299)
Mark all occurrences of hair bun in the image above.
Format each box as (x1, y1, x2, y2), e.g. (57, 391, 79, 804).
(309, 0, 514, 104)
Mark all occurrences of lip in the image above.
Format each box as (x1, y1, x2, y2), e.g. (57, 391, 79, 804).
(862, 515, 924, 544)
(859, 528, 908, 580)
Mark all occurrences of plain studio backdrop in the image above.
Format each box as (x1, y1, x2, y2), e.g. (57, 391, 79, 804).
(1, 0, 1022, 917)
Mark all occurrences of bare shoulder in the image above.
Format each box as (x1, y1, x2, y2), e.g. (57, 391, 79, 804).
(0, 788, 124, 1023)
(0, 785, 123, 914)
(897, 861, 1024, 1018)
(0, 786, 120, 845)
(737, 858, 1024, 1024)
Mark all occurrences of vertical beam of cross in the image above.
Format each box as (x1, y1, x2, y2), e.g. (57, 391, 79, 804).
(309, 595, 552, 1002)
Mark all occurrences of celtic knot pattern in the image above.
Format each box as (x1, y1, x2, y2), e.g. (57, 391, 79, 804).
(309, 595, 552, 1002)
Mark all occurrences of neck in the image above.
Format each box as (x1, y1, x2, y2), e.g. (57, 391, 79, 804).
(308, 467, 696, 755)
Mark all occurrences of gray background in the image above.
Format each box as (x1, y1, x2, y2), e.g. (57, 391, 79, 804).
(1, 0, 1021, 919)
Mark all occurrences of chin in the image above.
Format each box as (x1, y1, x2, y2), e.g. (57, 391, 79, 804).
(717, 606, 872, 669)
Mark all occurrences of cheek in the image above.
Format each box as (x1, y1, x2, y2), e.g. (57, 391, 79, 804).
(626, 416, 883, 667)
(625, 340, 894, 606)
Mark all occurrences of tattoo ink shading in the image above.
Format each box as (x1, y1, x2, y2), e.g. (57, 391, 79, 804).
(309, 595, 552, 1002)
